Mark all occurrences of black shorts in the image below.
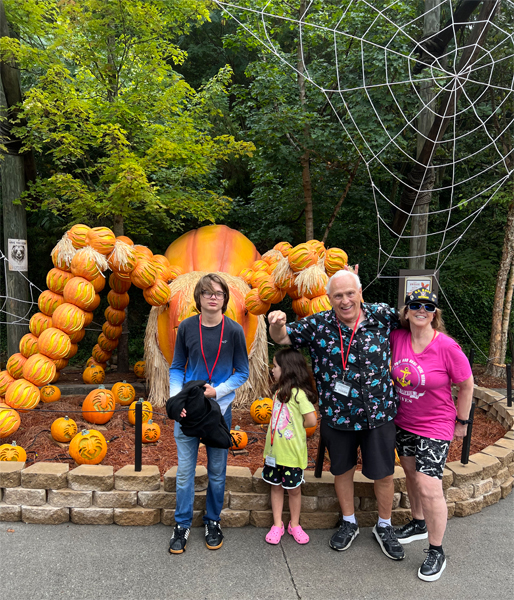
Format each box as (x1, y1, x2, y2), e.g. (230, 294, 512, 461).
(262, 464, 304, 489)
(320, 419, 396, 480)
(396, 427, 450, 480)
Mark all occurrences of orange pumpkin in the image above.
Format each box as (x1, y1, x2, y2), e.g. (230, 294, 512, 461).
(324, 247, 348, 276)
(104, 306, 125, 326)
(109, 272, 132, 294)
(303, 272, 329, 300)
(83, 311, 94, 327)
(92, 344, 111, 364)
(245, 288, 270, 316)
(38, 290, 65, 316)
(292, 297, 311, 318)
(51, 357, 69, 371)
(257, 278, 285, 305)
(88, 293, 102, 312)
(51, 415, 77, 442)
(19, 333, 39, 358)
(63, 276, 96, 311)
(46, 268, 74, 294)
(102, 322, 123, 340)
(143, 279, 171, 306)
(85, 226, 116, 255)
(168, 264, 183, 280)
(0, 441, 27, 462)
(308, 239, 326, 259)
(98, 333, 119, 352)
(305, 419, 318, 438)
(69, 429, 107, 465)
(4, 379, 40, 411)
(309, 294, 332, 314)
(51, 303, 86, 335)
(250, 270, 269, 289)
(107, 243, 137, 274)
(37, 327, 72, 360)
(116, 235, 133, 246)
(142, 419, 161, 443)
(239, 267, 253, 284)
(133, 245, 153, 260)
(67, 224, 91, 249)
(29, 312, 53, 337)
(91, 273, 106, 293)
(0, 404, 21, 438)
(0, 371, 15, 396)
(50, 370, 60, 384)
(230, 428, 248, 450)
(83, 364, 105, 384)
(128, 398, 152, 425)
(133, 361, 146, 378)
(22, 353, 57, 386)
(70, 248, 101, 280)
(6, 353, 28, 379)
(274, 241, 293, 256)
(107, 290, 130, 310)
(130, 259, 157, 289)
(51, 246, 72, 271)
(111, 380, 136, 406)
(286, 283, 302, 300)
(288, 243, 320, 272)
(67, 344, 79, 359)
(68, 328, 86, 344)
(40, 384, 61, 403)
(250, 397, 273, 424)
(87, 358, 107, 371)
(82, 385, 115, 424)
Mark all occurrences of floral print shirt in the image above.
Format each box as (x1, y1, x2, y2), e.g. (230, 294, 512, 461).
(286, 303, 399, 431)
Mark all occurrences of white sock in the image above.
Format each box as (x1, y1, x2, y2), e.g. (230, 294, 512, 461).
(343, 514, 357, 524)
(378, 517, 391, 528)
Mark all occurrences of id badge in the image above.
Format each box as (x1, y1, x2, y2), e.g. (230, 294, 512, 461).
(334, 379, 351, 396)
(265, 455, 276, 467)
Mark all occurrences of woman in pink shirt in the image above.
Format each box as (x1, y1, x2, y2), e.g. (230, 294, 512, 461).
(390, 288, 473, 582)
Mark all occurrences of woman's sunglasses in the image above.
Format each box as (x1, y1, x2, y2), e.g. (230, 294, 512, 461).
(408, 303, 436, 313)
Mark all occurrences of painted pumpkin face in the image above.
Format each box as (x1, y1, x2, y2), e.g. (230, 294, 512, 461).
(230, 430, 248, 450)
(250, 398, 273, 424)
(69, 429, 107, 465)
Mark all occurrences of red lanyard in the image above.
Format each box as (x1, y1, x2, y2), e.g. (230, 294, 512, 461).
(337, 310, 361, 373)
(269, 397, 285, 447)
(199, 315, 225, 383)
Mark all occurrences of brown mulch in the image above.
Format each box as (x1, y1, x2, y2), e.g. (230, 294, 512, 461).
(2, 365, 509, 477)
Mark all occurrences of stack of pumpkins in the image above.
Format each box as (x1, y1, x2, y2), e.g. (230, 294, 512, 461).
(240, 239, 348, 318)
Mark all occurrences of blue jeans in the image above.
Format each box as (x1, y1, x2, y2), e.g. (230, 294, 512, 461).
(173, 404, 232, 527)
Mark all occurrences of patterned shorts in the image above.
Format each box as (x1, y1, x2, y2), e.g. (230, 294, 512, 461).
(262, 464, 304, 489)
(396, 427, 451, 480)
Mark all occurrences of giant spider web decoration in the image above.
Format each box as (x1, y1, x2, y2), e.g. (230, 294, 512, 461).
(214, 0, 514, 286)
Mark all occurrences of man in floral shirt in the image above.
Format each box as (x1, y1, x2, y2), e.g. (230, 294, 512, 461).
(268, 270, 405, 561)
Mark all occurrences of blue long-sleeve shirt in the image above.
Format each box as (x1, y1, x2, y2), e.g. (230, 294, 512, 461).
(169, 314, 250, 414)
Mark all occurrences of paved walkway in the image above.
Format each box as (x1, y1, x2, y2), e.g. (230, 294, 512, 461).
(2, 492, 512, 600)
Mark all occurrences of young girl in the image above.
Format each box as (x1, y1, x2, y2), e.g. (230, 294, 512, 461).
(262, 348, 317, 545)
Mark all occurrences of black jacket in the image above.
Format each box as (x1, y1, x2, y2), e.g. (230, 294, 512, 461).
(166, 380, 232, 449)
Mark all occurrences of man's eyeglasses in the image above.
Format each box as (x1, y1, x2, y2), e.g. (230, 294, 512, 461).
(408, 303, 436, 313)
(201, 290, 225, 300)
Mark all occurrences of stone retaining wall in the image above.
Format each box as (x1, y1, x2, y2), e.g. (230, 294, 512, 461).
(1, 386, 513, 527)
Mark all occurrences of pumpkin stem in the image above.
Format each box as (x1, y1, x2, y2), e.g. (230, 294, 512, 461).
(81, 429, 90, 435)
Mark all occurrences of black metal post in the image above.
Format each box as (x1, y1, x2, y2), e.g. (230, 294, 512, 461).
(468, 348, 475, 370)
(314, 436, 325, 478)
(135, 402, 142, 472)
(460, 402, 475, 465)
(507, 364, 512, 408)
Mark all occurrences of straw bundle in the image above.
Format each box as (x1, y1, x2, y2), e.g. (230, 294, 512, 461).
(51, 234, 76, 268)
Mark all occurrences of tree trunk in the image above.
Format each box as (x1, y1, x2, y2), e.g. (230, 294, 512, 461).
(500, 258, 514, 362)
(322, 159, 361, 244)
(486, 200, 514, 377)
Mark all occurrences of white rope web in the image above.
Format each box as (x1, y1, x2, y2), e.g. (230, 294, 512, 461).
(214, 0, 514, 288)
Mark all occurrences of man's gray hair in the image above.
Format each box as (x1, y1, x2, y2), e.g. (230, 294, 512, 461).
(326, 270, 361, 294)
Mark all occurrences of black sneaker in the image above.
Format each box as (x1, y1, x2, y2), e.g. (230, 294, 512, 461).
(418, 548, 446, 581)
(329, 519, 359, 551)
(372, 524, 405, 560)
(169, 524, 190, 554)
(205, 519, 224, 550)
(395, 519, 428, 544)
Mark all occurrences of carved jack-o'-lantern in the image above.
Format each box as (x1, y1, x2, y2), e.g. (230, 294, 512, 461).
(82, 364, 105, 385)
(82, 385, 115, 425)
(128, 399, 153, 425)
(51, 415, 77, 442)
(230, 428, 248, 450)
(142, 419, 161, 443)
(0, 441, 27, 462)
(133, 361, 146, 379)
(69, 429, 108, 465)
(250, 397, 273, 424)
(111, 381, 136, 406)
(40, 385, 61, 403)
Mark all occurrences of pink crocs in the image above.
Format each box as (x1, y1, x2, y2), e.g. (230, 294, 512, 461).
(288, 522, 310, 544)
(266, 523, 285, 545)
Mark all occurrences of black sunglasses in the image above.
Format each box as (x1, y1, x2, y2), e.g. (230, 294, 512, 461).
(408, 303, 436, 313)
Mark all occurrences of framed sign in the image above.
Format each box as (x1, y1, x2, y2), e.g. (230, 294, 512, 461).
(398, 269, 438, 309)
(8, 239, 28, 272)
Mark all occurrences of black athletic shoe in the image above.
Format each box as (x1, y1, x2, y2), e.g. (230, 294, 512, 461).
(329, 519, 359, 551)
(372, 524, 405, 560)
(205, 520, 224, 550)
(395, 519, 428, 544)
(418, 548, 446, 581)
(169, 524, 190, 554)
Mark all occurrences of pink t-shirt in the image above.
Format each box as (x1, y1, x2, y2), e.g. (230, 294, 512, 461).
(390, 329, 472, 441)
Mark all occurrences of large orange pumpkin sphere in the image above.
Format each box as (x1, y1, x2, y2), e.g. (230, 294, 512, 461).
(130, 259, 158, 289)
(91, 273, 106, 293)
(67, 224, 90, 249)
(230, 428, 248, 450)
(250, 397, 273, 424)
(133, 245, 153, 260)
(63, 277, 96, 311)
(309, 294, 332, 314)
(142, 419, 161, 443)
(5, 379, 40, 411)
(111, 380, 136, 406)
(51, 357, 69, 371)
(128, 399, 153, 425)
(82, 386, 115, 425)
(288, 243, 320, 272)
(257, 278, 285, 305)
(6, 353, 28, 379)
(38, 290, 65, 316)
(22, 353, 57, 386)
(40, 384, 61, 403)
(83, 365, 105, 384)
(19, 333, 39, 358)
(0, 404, 21, 438)
(70, 248, 101, 280)
(324, 247, 348, 276)
(29, 312, 53, 337)
(69, 429, 107, 465)
(85, 226, 116, 255)
(0, 441, 27, 462)
(51, 415, 77, 442)
(52, 303, 86, 335)
(37, 327, 72, 360)
(46, 268, 74, 294)
(143, 279, 171, 306)
(292, 296, 311, 318)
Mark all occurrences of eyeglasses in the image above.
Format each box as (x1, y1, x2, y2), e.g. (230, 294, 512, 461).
(201, 290, 225, 300)
(408, 303, 436, 313)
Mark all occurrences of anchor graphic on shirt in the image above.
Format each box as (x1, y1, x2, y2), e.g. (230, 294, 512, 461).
(396, 367, 411, 388)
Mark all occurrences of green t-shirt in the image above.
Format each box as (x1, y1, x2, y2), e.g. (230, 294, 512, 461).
(263, 388, 316, 469)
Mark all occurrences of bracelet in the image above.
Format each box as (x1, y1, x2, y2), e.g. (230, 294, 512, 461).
(456, 417, 471, 425)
